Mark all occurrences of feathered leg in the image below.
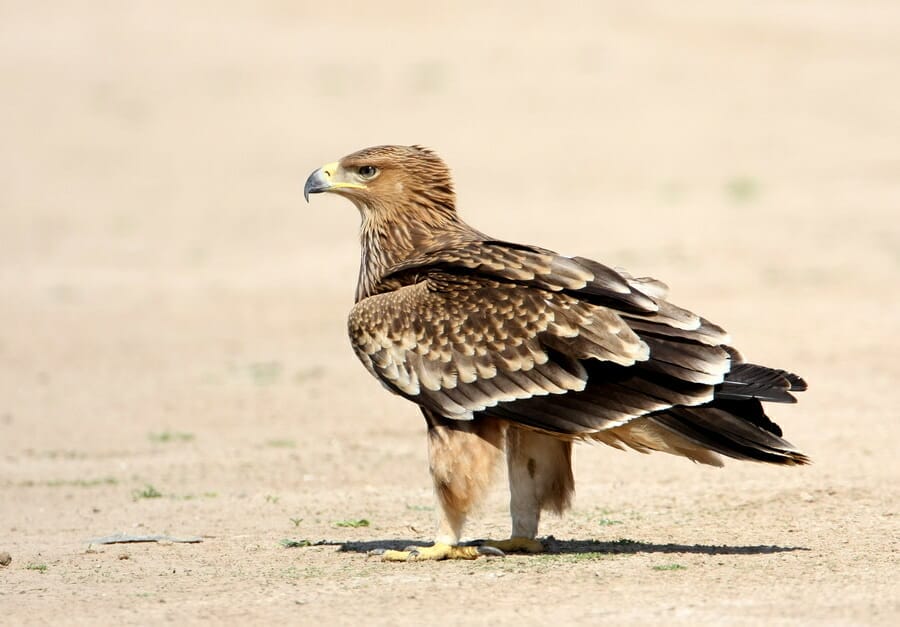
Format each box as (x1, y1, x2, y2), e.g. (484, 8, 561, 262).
(380, 411, 505, 561)
(489, 427, 574, 553)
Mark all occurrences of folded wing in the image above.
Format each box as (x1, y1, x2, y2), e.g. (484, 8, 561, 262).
(350, 241, 808, 466)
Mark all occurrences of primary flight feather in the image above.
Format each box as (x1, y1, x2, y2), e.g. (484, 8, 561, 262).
(304, 145, 808, 561)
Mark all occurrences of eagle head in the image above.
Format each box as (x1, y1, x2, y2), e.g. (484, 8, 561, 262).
(304, 145, 456, 217)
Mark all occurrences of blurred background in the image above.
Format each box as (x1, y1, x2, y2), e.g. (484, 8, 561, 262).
(2, 0, 899, 487)
(2, 2, 899, 622)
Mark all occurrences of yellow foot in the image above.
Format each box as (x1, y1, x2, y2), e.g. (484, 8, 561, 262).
(373, 537, 545, 561)
(374, 542, 504, 562)
(481, 536, 545, 554)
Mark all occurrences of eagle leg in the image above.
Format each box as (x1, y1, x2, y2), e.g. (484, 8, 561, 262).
(505, 427, 574, 542)
(460, 429, 574, 556)
(379, 412, 505, 561)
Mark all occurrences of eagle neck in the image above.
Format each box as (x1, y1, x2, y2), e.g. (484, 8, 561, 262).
(355, 200, 471, 302)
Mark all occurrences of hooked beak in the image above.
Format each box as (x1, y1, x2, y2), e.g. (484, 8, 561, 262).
(303, 162, 335, 202)
(303, 161, 366, 202)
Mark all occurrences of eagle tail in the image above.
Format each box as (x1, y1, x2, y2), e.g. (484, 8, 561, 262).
(592, 362, 809, 466)
(648, 402, 809, 466)
(716, 362, 808, 405)
(642, 362, 808, 466)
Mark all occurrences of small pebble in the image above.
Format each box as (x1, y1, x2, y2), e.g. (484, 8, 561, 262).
(0, 552, 11, 567)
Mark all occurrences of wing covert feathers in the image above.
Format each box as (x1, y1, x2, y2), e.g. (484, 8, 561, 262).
(383, 242, 659, 314)
(349, 274, 649, 419)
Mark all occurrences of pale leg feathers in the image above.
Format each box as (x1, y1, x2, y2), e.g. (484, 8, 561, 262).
(389, 414, 573, 562)
(425, 412, 505, 545)
(505, 427, 574, 539)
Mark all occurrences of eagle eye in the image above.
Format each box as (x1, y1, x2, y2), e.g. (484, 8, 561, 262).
(357, 165, 378, 179)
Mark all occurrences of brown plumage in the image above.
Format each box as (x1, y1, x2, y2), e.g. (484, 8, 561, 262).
(304, 145, 808, 560)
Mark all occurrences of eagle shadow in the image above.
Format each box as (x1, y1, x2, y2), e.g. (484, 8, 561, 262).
(332, 537, 808, 556)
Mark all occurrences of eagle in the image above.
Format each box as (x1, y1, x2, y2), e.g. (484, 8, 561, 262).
(304, 145, 808, 561)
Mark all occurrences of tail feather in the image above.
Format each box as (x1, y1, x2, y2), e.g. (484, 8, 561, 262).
(594, 362, 810, 466)
(644, 362, 809, 466)
(649, 401, 809, 466)
(717, 363, 807, 404)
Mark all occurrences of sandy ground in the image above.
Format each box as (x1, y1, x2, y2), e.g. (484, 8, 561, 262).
(2, 1, 899, 624)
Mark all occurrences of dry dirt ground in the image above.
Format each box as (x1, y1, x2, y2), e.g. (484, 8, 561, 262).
(2, 2, 899, 625)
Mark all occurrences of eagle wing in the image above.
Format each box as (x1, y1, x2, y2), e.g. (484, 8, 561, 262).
(348, 243, 738, 434)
